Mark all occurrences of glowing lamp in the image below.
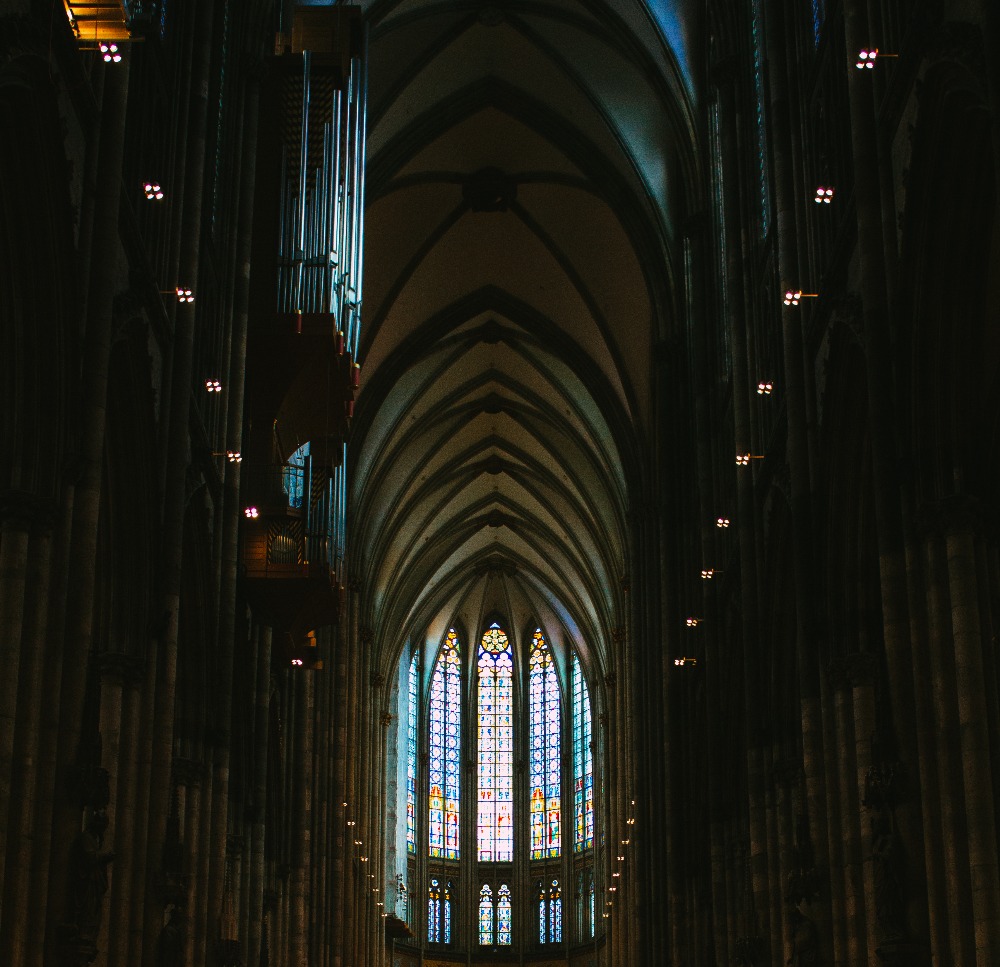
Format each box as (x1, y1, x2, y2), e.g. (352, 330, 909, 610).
(100, 43, 122, 63)
(226, 450, 241, 463)
(814, 186, 834, 204)
(291, 658, 304, 666)
(685, 617, 701, 627)
(177, 287, 194, 304)
(716, 517, 730, 528)
(856, 48, 877, 68)
(757, 381, 773, 395)
(143, 182, 164, 200)
(244, 506, 259, 519)
(205, 379, 222, 393)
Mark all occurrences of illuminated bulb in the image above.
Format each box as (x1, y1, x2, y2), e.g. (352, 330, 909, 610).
(176, 287, 195, 304)
(701, 568, 715, 580)
(784, 289, 802, 306)
(226, 450, 242, 463)
(205, 379, 222, 393)
(814, 186, 834, 204)
(612, 872, 620, 878)
(856, 48, 877, 69)
(685, 617, 700, 627)
(617, 855, 625, 862)
(143, 182, 164, 201)
(347, 820, 355, 826)
(291, 658, 303, 666)
(757, 381, 773, 395)
(716, 517, 730, 528)
(243, 506, 258, 519)
(361, 856, 368, 862)
(100, 43, 122, 64)
(610, 886, 617, 892)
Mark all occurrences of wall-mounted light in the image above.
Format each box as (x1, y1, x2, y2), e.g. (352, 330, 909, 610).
(736, 453, 764, 466)
(716, 517, 731, 528)
(757, 381, 773, 395)
(205, 379, 222, 393)
(700, 568, 720, 580)
(783, 289, 818, 307)
(617, 855, 625, 862)
(244, 506, 259, 519)
(814, 186, 834, 204)
(226, 450, 241, 463)
(143, 182, 164, 201)
(674, 656, 699, 667)
(100, 42, 122, 63)
(685, 617, 702, 627)
(856, 48, 897, 69)
(291, 658, 304, 666)
(162, 287, 195, 304)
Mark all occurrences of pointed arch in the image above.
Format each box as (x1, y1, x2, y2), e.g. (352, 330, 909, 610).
(429, 629, 461, 859)
(477, 621, 514, 861)
(529, 628, 561, 859)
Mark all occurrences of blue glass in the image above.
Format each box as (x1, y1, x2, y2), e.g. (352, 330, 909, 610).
(407, 652, 418, 853)
(429, 631, 461, 859)
(477, 623, 513, 861)
(529, 630, 560, 858)
(573, 655, 593, 851)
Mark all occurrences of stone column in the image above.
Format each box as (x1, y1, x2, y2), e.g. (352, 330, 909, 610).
(942, 499, 1000, 961)
(0, 492, 34, 930)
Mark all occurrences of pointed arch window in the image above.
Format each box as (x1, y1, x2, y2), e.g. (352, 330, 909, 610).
(498, 883, 512, 945)
(478, 884, 494, 945)
(529, 629, 561, 859)
(407, 651, 418, 854)
(477, 623, 513, 862)
(572, 654, 594, 851)
(429, 630, 461, 859)
(538, 878, 562, 943)
(428, 878, 442, 942)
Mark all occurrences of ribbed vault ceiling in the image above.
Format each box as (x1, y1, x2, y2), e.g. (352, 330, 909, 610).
(350, 0, 697, 672)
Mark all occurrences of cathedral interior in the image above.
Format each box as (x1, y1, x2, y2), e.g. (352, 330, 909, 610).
(1, 0, 999, 965)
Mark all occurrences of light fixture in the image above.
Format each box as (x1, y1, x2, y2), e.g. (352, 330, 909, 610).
(610, 887, 617, 892)
(716, 517, 731, 528)
(855, 48, 896, 69)
(205, 379, 222, 393)
(291, 658, 303, 666)
(143, 182, 164, 201)
(347, 820, 355, 827)
(361, 856, 368, 862)
(226, 450, 241, 463)
(757, 381, 773, 395)
(814, 186, 834, 204)
(244, 506, 258, 519)
(674, 657, 698, 667)
(100, 42, 122, 63)
(617, 855, 625, 862)
(700, 568, 717, 580)
(177, 287, 194, 304)
(736, 453, 764, 466)
(612, 872, 620, 878)
(783, 289, 818, 306)
(685, 617, 702, 627)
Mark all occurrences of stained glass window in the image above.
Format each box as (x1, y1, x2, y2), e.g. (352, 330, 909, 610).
(539, 879, 561, 943)
(572, 654, 594, 851)
(429, 630, 461, 859)
(752, 0, 771, 237)
(529, 629, 561, 858)
(812, 0, 825, 46)
(479, 885, 494, 945)
(428, 879, 441, 943)
(498, 884, 512, 945)
(443, 882, 452, 943)
(477, 623, 513, 862)
(407, 652, 418, 854)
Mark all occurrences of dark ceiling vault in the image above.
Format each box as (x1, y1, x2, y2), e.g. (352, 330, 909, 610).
(349, 0, 698, 670)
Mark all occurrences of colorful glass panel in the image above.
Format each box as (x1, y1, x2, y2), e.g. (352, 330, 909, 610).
(752, 0, 771, 236)
(428, 879, 440, 943)
(572, 654, 594, 851)
(477, 623, 513, 861)
(407, 651, 418, 854)
(443, 883, 452, 943)
(550, 880, 562, 943)
(529, 629, 560, 859)
(498, 884, 512, 945)
(479, 885, 494, 945)
(429, 630, 461, 859)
